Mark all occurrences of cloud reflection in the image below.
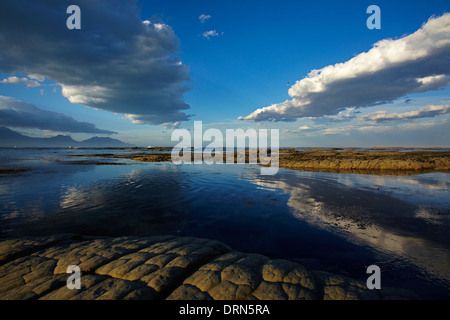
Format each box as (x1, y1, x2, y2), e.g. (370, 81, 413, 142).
(248, 172, 450, 285)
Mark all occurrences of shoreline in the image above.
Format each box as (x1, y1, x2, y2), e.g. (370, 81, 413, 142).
(71, 148, 450, 175)
(276, 149, 450, 173)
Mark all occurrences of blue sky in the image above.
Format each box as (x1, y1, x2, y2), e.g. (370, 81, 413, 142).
(0, 0, 449, 147)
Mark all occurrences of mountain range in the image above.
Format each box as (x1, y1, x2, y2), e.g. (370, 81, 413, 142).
(0, 127, 133, 148)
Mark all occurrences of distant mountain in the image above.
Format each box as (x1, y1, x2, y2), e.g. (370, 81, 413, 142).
(0, 127, 133, 148)
(80, 137, 132, 147)
(48, 134, 79, 146)
(0, 127, 27, 140)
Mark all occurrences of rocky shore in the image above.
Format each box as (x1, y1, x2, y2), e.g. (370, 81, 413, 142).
(277, 149, 450, 173)
(0, 234, 418, 300)
(74, 148, 450, 174)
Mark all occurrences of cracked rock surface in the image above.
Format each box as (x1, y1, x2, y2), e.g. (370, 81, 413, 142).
(0, 234, 418, 300)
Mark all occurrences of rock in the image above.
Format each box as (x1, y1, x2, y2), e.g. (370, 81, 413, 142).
(182, 270, 221, 292)
(167, 284, 212, 300)
(39, 274, 108, 300)
(0, 234, 74, 265)
(0, 235, 419, 300)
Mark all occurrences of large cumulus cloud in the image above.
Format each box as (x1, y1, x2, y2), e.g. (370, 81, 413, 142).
(240, 13, 450, 122)
(0, 0, 190, 125)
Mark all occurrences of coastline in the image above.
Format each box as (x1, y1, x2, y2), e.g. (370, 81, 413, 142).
(276, 149, 450, 174)
(73, 148, 450, 175)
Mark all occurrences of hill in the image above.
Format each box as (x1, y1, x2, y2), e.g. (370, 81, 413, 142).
(0, 127, 132, 148)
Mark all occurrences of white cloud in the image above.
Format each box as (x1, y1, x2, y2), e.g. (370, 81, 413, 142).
(322, 107, 360, 122)
(1, 76, 40, 87)
(27, 74, 45, 82)
(240, 13, 450, 122)
(199, 14, 211, 24)
(361, 104, 450, 122)
(201, 30, 219, 40)
(160, 121, 181, 130)
(394, 118, 449, 130)
(314, 118, 449, 136)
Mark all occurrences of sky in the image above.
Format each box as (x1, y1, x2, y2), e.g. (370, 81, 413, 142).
(0, 0, 449, 147)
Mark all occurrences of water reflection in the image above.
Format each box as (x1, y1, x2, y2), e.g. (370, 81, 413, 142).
(248, 171, 450, 287)
(2, 164, 191, 237)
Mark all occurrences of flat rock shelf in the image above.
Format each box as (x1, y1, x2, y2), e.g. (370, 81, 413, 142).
(0, 234, 418, 300)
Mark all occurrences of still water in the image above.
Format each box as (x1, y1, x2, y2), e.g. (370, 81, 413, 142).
(0, 148, 449, 298)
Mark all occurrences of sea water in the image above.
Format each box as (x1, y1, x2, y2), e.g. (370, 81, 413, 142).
(0, 148, 449, 298)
